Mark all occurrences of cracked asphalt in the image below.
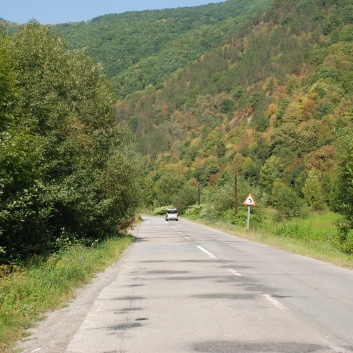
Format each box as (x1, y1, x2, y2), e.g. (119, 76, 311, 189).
(17, 216, 353, 353)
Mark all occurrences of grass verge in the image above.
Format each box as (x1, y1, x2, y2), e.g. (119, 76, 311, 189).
(0, 235, 133, 352)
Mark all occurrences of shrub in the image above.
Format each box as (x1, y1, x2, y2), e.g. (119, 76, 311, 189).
(152, 205, 174, 216)
(272, 180, 307, 220)
(184, 204, 205, 218)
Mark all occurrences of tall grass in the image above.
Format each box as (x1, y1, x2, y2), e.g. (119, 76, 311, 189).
(0, 236, 133, 352)
(261, 211, 339, 242)
(254, 212, 353, 266)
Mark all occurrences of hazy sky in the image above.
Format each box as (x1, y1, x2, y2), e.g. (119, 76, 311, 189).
(1, 0, 226, 25)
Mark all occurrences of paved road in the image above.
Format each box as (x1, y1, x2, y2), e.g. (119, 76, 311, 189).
(20, 216, 353, 353)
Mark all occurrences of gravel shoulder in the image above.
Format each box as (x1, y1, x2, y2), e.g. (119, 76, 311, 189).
(15, 247, 133, 353)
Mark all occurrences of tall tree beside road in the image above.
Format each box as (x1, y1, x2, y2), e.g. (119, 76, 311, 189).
(334, 130, 353, 253)
(0, 23, 141, 262)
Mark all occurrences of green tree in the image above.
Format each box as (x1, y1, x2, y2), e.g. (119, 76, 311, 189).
(0, 36, 47, 260)
(0, 41, 16, 130)
(259, 156, 284, 194)
(302, 168, 325, 211)
(1, 23, 141, 261)
(173, 183, 198, 213)
(216, 140, 227, 158)
(334, 130, 353, 226)
(210, 182, 235, 215)
(272, 179, 305, 220)
(241, 156, 259, 185)
(270, 123, 302, 162)
(154, 173, 185, 206)
(333, 129, 353, 253)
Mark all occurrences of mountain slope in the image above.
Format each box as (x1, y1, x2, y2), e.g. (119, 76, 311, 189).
(116, 0, 353, 223)
(52, 0, 270, 97)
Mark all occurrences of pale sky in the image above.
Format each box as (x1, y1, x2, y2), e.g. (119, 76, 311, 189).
(1, 0, 226, 25)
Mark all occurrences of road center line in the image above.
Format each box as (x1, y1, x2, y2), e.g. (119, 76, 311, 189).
(197, 246, 217, 259)
(263, 294, 288, 310)
(228, 269, 242, 277)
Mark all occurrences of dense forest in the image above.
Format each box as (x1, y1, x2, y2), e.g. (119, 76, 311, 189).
(115, 0, 353, 253)
(0, 0, 272, 263)
(52, 0, 270, 98)
(1, 0, 353, 263)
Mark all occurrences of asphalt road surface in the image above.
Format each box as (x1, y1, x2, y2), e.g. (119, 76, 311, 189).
(18, 216, 353, 353)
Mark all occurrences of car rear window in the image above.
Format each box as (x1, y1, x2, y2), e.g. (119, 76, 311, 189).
(167, 209, 178, 214)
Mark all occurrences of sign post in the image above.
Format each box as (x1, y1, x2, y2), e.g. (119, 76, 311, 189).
(243, 194, 256, 232)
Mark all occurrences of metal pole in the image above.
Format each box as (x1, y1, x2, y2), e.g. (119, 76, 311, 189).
(246, 206, 251, 232)
(234, 165, 238, 216)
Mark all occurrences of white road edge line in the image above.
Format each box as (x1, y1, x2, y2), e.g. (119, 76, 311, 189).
(263, 294, 289, 310)
(197, 246, 217, 259)
(228, 269, 242, 277)
(30, 349, 41, 353)
(325, 340, 348, 353)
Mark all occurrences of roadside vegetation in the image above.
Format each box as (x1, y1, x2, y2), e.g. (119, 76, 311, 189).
(0, 235, 133, 352)
(182, 206, 353, 268)
(0, 23, 142, 264)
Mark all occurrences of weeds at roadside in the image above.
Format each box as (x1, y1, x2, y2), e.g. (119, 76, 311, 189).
(0, 236, 133, 352)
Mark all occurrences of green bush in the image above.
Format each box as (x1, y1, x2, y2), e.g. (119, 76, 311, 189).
(272, 180, 307, 220)
(341, 232, 353, 254)
(152, 205, 174, 216)
(336, 218, 353, 254)
(184, 204, 206, 218)
(232, 207, 264, 229)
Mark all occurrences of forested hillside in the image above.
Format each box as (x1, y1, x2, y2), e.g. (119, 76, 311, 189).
(0, 19, 14, 26)
(2, 0, 353, 262)
(0, 0, 271, 264)
(53, 0, 270, 98)
(116, 0, 353, 252)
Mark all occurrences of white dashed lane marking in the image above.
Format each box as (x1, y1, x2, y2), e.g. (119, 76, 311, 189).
(197, 246, 217, 259)
(263, 294, 289, 310)
(228, 268, 242, 277)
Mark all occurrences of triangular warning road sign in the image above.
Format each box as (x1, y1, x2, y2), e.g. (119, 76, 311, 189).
(243, 193, 256, 206)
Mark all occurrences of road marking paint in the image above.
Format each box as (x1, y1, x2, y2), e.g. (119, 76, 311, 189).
(185, 236, 191, 240)
(30, 349, 41, 353)
(228, 269, 242, 277)
(197, 246, 217, 259)
(263, 294, 288, 310)
(325, 340, 348, 353)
